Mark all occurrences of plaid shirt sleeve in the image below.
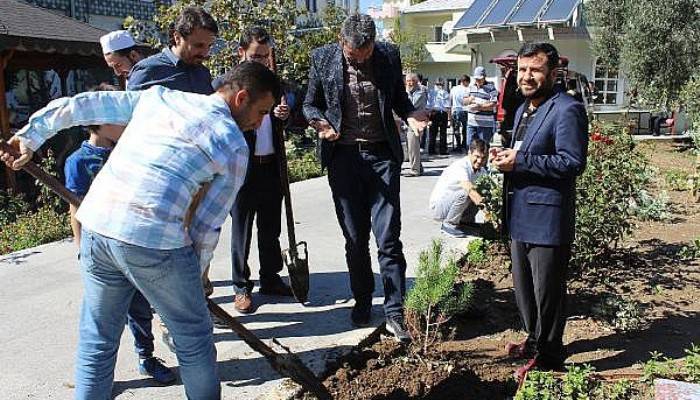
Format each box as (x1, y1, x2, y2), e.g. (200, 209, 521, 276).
(187, 133, 249, 271)
(16, 91, 143, 151)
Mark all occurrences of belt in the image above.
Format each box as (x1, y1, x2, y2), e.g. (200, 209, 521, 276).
(251, 154, 276, 165)
(338, 141, 389, 153)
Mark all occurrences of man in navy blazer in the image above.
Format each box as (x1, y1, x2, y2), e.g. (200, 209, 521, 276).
(493, 42, 588, 381)
(303, 14, 429, 343)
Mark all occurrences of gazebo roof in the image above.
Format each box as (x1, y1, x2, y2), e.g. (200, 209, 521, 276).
(0, 0, 108, 60)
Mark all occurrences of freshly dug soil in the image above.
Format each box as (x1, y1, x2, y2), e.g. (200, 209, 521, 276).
(309, 142, 700, 400)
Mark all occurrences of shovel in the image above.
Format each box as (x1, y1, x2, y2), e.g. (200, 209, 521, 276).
(0, 140, 332, 399)
(269, 48, 310, 304)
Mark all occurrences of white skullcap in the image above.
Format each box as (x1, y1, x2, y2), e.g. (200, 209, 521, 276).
(100, 30, 136, 54)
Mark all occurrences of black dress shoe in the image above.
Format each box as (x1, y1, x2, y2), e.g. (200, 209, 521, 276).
(351, 301, 372, 327)
(259, 280, 294, 297)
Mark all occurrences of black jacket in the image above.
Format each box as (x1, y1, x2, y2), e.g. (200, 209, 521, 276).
(302, 42, 415, 167)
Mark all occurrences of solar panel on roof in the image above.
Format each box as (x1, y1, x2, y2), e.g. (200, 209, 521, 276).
(540, 0, 580, 22)
(454, 0, 494, 29)
(507, 0, 548, 25)
(480, 0, 519, 27)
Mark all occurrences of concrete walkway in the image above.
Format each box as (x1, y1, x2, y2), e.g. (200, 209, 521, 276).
(0, 154, 472, 400)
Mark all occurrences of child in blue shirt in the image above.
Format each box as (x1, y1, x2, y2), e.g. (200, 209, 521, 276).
(63, 84, 176, 384)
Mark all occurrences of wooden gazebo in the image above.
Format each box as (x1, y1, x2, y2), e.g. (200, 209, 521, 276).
(0, 0, 109, 190)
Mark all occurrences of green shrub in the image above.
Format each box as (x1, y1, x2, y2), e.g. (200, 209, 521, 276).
(37, 150, 68, 213)
(0, 206, 72, 255)
(642, 351, 681, 383)
(474, 173, 504, 234)
(684, 344, 700, 383)
(562, 364, 596, 399)
(678, 238, 700, 260)
(405, 239, 474, 352)
(573, 122, 652, 269)
(592, 294, 646, 332)
(516, 370, 559, 400)
(0, 189, 29, 226)
(664, 169, 691, 191)
(465, 237, 489, 266)
(287, 149, 323, 183)
(518, 364, 642, 400)
(633, 189, 670, 221)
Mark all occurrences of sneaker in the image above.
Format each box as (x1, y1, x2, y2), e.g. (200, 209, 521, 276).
(350, 302, 372, 327)
(403, 170, 421, 177)
(259, 280, 294, 297)
(385, 316, 412, 344)
(234, 292, 254, 314)
(440, 223, 469, 238)
(505, 340, 535, 360)
(211, 310, 230, 330)
(139, 357, 176, 384)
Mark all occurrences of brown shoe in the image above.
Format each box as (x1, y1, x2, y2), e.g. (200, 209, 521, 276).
(234, 292, 254, 314)
(505, 340, 535, 360)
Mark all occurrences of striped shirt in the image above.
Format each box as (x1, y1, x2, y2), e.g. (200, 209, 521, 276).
(15, 86, 249, 270)
(466, 82, 498, 127)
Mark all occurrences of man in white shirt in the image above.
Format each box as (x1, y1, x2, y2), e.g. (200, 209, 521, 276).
(449, 75, 471, 151)
(227, 26, 292, 315)
(429, 138, 488, 238)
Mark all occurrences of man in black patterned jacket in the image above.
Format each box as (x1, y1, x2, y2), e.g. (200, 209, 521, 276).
(303, 14, 429, 343)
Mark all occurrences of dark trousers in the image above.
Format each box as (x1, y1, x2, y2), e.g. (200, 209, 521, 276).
(511, 240, 570, 367)
(452, 111, 468, 149)
(429, 111, 448, 154)
(230, 161, 284, 294)
(328, 144, 407, 318)
(126, 291, 154, 358)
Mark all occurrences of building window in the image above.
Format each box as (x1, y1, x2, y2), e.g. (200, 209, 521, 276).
(306, 0, 317, 13)
(431, 25, 444, 43)
(593, 60, 619, 105)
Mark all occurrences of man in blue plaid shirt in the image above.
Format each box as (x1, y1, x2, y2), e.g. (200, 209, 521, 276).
(1, 62, 280, 400)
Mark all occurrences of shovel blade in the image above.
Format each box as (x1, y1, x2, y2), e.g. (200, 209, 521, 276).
(284, 241, 309, 303)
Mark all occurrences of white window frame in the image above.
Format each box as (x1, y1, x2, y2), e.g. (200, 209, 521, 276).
(592, 59, 621, 106)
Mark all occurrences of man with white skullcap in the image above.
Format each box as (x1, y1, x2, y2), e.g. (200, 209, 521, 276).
(99, 30, 145, 80)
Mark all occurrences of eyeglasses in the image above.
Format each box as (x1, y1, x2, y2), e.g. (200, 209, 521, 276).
(248, 54, 269, 60)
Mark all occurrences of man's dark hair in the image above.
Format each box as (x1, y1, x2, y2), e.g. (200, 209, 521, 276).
(460, 74, 470, 83)
(469, 138, 487, 154)
(340, 14, 376, 49)
(170, 6, 218, 46)
(219, 61, 281, 100)
(517, 42, 559, 72)
(87, 83, 120, 134)
(239, 26, 272, 50)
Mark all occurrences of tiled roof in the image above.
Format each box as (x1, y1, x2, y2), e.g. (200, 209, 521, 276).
(403, 0, 473, 14)
(0, 0, 107, 43)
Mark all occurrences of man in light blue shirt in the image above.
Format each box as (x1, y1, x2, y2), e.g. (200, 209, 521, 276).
(1, 62, 280, 400)
(427, 78, 451, 155)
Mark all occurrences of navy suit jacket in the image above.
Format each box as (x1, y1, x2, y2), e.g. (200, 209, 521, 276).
(505, 90, 588, 246)
(302, 42, 415, 168)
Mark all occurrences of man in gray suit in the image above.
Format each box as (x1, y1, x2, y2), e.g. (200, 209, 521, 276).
(303, 14, 429, 343)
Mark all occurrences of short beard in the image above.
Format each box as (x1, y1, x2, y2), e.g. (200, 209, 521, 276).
(522, 77, 554, 100)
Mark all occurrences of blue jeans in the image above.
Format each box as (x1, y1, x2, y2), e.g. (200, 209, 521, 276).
(466, 125, 494, 149)
(126, 291, 154, 359)
(76, 229, 219, 400)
